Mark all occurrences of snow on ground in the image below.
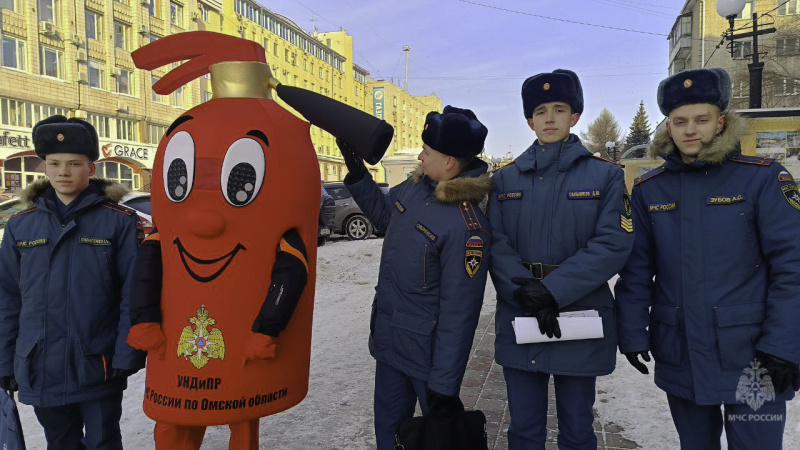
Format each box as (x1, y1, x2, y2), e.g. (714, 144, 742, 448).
(16, 239, 799, 449)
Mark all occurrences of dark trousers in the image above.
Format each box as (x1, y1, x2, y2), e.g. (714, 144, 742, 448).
(667, 393, 786, 450)
(503, 367, 597, 450)
(33, 392, 123, 450)
(374, 360, 431, 450)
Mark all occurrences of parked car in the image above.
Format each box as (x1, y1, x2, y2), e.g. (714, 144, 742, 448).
(0, 195, 25, 245)
(323, 182, 389, 240)
(318, 183, 336, 246)
(120, 191, 155, 235)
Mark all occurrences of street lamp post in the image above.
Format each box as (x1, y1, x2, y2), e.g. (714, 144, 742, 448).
(605, 141, 618, 161)
(716, 0, 776, 109)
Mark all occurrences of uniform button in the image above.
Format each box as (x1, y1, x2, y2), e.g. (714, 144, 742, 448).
(541, 149, 546, 152)
(531, 360, 536, 365)
(538, 176, 544, 180)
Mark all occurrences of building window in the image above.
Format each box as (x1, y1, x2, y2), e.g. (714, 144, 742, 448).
(151, 76, 168, 103)
(736, 0, 754, 18)
(0, 97, 65, 128)
(38, 0, 57, 24)
(39, 46, 63, 78)
(1, 0, 16, 12)
(147, 123, 168, 144)
(96, 162, 135, 188)
(202, 91, 211, 102)
(199, 3, 208, 22)
(114, 21, 130, 50)
(731, 41, 753, 59)
(778, 0, 799, 15)
(115, 118, 137, 141)
(88, 113, 110, 138)
(88, 59, 104, 89)
(3, 157, 45, 192)
(170, 2, 183, 27)
(779, 78, 800, 96)
(149, 0, 161, 17)
(173, 86, 184, 107)
(117, 68, 132, 95)
(2, 36, 25, 70)
(85, 10, 102, 40)
(777, 38, 800, 55)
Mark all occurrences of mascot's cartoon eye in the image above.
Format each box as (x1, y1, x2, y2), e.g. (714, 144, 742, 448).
(221, 138, 265, 207)
(163, 131, 195, 202)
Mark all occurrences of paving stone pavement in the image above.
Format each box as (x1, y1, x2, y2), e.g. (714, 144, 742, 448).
(462, 297, 639, 450)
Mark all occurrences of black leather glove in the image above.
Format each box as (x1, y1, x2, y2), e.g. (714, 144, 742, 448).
(534, 304, 562, 339)
(511, 277, 556, 315)
(624, 351, 652, 375)
(108, 368, 137, 381)
(426, 389, 464, 418)
(336, 138, 366, 183)
(0, 375, 18, 392)
(756, 351, 800, 394)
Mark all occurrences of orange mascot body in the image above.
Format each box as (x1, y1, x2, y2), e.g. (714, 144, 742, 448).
(128, 32, 319, 448)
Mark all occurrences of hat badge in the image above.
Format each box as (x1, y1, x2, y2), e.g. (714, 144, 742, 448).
(57, 133, 65, 142)
(683, 79, 693, 88)
(543, 83, 551, 91)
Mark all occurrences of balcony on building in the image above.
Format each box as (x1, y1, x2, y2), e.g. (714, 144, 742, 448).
(668, 13, 693, 74)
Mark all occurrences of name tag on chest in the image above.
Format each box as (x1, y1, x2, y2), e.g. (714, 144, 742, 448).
(567, 190, 601, 200)
(706, 194, 745, 205)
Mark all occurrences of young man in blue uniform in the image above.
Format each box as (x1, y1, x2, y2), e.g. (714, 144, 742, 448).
(615, 68, 800, 449)
(0, 115, 144, 449)
(338, 106, 493, 449)
(489, 70, 634, 449)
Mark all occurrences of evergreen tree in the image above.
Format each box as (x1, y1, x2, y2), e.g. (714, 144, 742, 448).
(625, 100, 652, 150)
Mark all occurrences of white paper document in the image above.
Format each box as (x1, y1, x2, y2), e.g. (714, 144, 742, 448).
(512, 310, 604, 344)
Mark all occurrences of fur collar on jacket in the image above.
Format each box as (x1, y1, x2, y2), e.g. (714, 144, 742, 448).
(409, 163, 493, 205)
(648, 111, 747, 163)
(21, 177, 130, 207)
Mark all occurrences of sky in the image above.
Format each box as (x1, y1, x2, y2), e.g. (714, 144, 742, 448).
(263, 0, 687, 158)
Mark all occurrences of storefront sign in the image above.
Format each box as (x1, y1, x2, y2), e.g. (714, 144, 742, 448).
(0, 130, 31, 149)
(373, 87, 384, 120)
(101, 142, 152, 161)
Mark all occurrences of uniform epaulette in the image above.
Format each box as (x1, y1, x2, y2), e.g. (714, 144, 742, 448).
(730, 154, 773, 166)
(101, 202, 136, 216)
(634, 167, 666, 186)
(10, 207, 36, 219)
(590, 155, 625, 168)
(492, 161, 515, 173)
(458, 201, 489, 234)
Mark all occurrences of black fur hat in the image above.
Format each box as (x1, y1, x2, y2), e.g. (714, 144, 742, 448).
(421, 105, 488, 158)
(522, 69, 584, 118)
(657, 68, 731, 116)
(32, 115, 99, 161)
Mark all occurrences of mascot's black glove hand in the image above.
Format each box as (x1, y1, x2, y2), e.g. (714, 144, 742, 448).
(511, 277, 556, 315)
(756, 351, 800, 394)
(336, 138, 366, 183)
(0, 376, 18, 392)
(108, 369, 137, 381)
(426, 389, 464, 418)
(624, 351, 652, 375)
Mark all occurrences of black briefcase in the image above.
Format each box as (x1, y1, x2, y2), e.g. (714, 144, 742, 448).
(394, 410, 488, 450)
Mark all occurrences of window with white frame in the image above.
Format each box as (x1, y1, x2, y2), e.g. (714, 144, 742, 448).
(115, 118, 138, 141)
(85, 10, 102, 40)
(87, 113, 110, 138)
(778, 0, 799, 15)
(117, 68, 132, 95)
(96, 162, 135, 188)
(199, 3, 208, 22)
(4, 156, 45, 192)
(170, 2, 183, 27)
(732, 81, 748, 99)
(39, 46, 63, 78)
(0, 97, 66, 127)
(2, 36, 25, 70)
(1, 0, 16, 13)
(114, 21, 130, 50)
(202, 91, 211, 102)
(732, 41, 753, 59)
(151, 76, 168, 103)
(777, 38, 800, 55)
(38, 0, 58, 24)
(779, 78, 800, 96)
(736, 0, 754, 18)
(173, 86, 184, 107)
(149, 0, 161, 17)
(88, 59, 104, 89)
(147, 123, 168, 144)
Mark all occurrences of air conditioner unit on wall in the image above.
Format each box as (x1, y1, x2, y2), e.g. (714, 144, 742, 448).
(39, 21, 56, 36)
(139, 24, 148, 35)
(116, 100, 129, 112)
(77, 70, 88, 84)
(110, 67, 121, 77)
(191, 12, 198, 21)
(71, 34, 84, 46)
(75, 49, 88, 62)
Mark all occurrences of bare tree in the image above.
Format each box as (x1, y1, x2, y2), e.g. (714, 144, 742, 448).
(579, 108, 622, 158)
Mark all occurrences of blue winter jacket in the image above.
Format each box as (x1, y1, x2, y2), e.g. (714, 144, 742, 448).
(615, 113, 800, 405)
(0, 179, 144, 407)
(489, 135, 634, 376)
(345, 159, 493, 396)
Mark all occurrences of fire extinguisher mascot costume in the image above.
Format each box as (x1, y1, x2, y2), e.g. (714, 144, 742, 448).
(124, 32, 393, 450)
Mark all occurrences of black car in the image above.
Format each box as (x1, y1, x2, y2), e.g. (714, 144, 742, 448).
(318, 184, 336, 246)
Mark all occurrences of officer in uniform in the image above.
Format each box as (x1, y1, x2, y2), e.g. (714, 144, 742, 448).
(615, 68, 800, 449)
(489, 70, 634, 449)
(0, 115, 144, 449)
(339, 106, 493, 449)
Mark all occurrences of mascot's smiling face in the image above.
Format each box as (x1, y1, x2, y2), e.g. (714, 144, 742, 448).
(151, 98, 315, 284)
